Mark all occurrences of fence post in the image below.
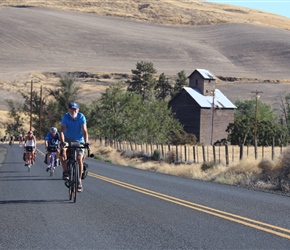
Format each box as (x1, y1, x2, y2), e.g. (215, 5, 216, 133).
(212, 145, 216, 163)
(254, 139, 258, 159)
(202, 145, 206, 162)
(175, 145, 178, 162)
(193, 146, 196, 163)
(239, 144, 243, 160)
(161, 144, 164, 160)
(272, 137, 275, 160)
(225, 145, 229, 166)
(184, 145, 187, 162)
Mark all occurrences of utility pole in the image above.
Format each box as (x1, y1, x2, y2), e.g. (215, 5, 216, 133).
(210, 89, 215, 145)
(39, 85, 42, 138)
(30, 80, 33, 131)
(251, 90, 263, 141)
(251, 90, 263, 159)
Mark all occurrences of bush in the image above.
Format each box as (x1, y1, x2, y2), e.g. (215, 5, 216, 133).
(169, 131, 197, 145)
(152, 149, 161, 161)
(201, 161, 217, 171)
(165, 151, 175, 163)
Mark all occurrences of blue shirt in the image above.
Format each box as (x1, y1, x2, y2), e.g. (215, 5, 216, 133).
(44, 132, 60, 147)
(61, 112, 86, 142)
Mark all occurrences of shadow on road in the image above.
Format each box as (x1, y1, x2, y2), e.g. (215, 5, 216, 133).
(0, 199, 69, 204)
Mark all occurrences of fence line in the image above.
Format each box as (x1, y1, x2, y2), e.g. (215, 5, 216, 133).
(94, 138, 287, 165)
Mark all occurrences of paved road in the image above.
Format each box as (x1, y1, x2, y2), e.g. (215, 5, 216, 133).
(1, 143, 290, 249)
(1, 6, 290, 81)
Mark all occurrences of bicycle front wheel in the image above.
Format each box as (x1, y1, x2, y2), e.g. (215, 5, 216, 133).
(68, 162, 73, 201)
(50, 155, 55, 177)
(73, 163, 79, 203)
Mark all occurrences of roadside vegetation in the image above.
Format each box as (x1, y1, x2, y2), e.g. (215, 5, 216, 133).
(3, 61, 290, 196)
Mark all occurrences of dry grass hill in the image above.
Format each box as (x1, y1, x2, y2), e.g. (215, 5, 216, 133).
(0, 0, 290, 131)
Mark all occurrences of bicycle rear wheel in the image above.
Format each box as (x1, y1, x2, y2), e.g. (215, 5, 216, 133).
(73, 163, 79, 203)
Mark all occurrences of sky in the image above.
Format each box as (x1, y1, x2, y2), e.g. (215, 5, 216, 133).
(206, 1, 290, 19)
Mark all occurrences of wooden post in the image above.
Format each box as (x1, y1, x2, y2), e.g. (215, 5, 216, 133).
(225, 145, 229, 166)
(272, 137, 275, 160)
(202, 145, 206, 162)
(176, 145, 178, 162)
(184, 145, 187, 162)
(212, 145, 216, 163)
(254, 139, 258, 160)
(240, 144, 243, 160)
(193, 146, 196, 163)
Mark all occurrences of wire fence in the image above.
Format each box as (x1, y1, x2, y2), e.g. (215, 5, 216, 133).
(94, 138, 287, 165)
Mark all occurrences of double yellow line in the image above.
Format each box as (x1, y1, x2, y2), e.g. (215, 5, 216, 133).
(88, 172, 290, 240)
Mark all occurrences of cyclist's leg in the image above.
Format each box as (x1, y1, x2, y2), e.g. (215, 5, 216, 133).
(76, 149, 84, 191)
(46, 151, 52, 171)
(25, 147, 30, 165)
(61, 148, 69, 179)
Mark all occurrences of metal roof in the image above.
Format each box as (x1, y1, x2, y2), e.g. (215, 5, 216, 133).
(184, 87, 236, 109)
(195, 69, 216, 79)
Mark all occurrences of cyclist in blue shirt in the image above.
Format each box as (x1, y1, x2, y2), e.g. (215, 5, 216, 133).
(60, 102, 89, 192)
(44, 127, 60, 172)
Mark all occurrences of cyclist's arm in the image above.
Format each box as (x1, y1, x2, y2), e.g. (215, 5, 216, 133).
(33, 136, 36, 148)
(60, 124, 66, 143)
(82, 124, 89, 144)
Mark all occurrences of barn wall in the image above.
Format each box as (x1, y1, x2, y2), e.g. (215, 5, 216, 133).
(200, 108, 235, 144)
(169, 90, 201, 140)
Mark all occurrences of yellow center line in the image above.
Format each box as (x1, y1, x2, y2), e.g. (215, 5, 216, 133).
(88, 172, 290, 240)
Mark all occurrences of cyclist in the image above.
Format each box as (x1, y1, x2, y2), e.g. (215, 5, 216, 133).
(44, 127, 60, 172)
(9, 134, 14, 146)
(19, 134, 24, 146)
(24, 131, 36, 166)
(60, 102, 90, 192)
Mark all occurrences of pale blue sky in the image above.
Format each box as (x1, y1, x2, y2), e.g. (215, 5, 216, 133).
(206, 1, 290, 18)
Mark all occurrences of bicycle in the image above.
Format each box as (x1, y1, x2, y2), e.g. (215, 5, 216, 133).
(48, 151, 56, 177)
(46, 146, 60, 177)
(24, 147, 35, 172)
(63, 142, 90, 203)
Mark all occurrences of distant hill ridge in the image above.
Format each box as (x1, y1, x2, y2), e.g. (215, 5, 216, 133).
(1, 0, 290, 30)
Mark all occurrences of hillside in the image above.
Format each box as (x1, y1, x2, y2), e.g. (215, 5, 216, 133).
(0, 0, 290, 134)
(1, 0, 290, 30)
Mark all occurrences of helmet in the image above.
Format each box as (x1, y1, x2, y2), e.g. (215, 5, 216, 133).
(28, 131, 33, 135)
(51, 127, 57, 133)
(19, 134, 22, 136)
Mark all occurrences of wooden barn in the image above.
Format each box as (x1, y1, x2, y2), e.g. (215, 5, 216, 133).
(169, 69, 236, 145)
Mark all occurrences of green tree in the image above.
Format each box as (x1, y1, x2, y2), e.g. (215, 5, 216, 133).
(47, 75, 80, 116)
(5, 100, 25, 135)
(155, 73, 172, 100)
(91, 84, 182, 143)
(172, 70, 188, 97)
(127, 61, 157, 100)
(226, 99, 284, 145)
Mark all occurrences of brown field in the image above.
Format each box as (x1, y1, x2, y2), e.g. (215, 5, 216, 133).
(1, 0, 290, 136)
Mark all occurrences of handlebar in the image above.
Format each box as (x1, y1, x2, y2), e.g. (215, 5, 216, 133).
(62, 142, 92, 158)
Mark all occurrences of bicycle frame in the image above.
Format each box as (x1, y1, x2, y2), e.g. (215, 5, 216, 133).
(64, 142, 89, 203)
(26, 151, 33, 172)
(49, 152, 56, 177)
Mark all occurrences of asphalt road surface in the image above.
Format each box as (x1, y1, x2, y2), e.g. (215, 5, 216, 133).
(1, 143, 290, 249)
(1, 6, 290, 81)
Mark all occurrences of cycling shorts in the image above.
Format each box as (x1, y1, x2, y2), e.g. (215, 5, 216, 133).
(47, 146, 58, 152)
(25, 146, 34, 152)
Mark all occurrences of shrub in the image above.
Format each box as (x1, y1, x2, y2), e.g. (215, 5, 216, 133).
(166, 151, 175, 163)
(152, 149, 161, 161)
(201, 161, 217, 171)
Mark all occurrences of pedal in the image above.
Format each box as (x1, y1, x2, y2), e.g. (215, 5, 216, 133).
(64, 180, 70, 188)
